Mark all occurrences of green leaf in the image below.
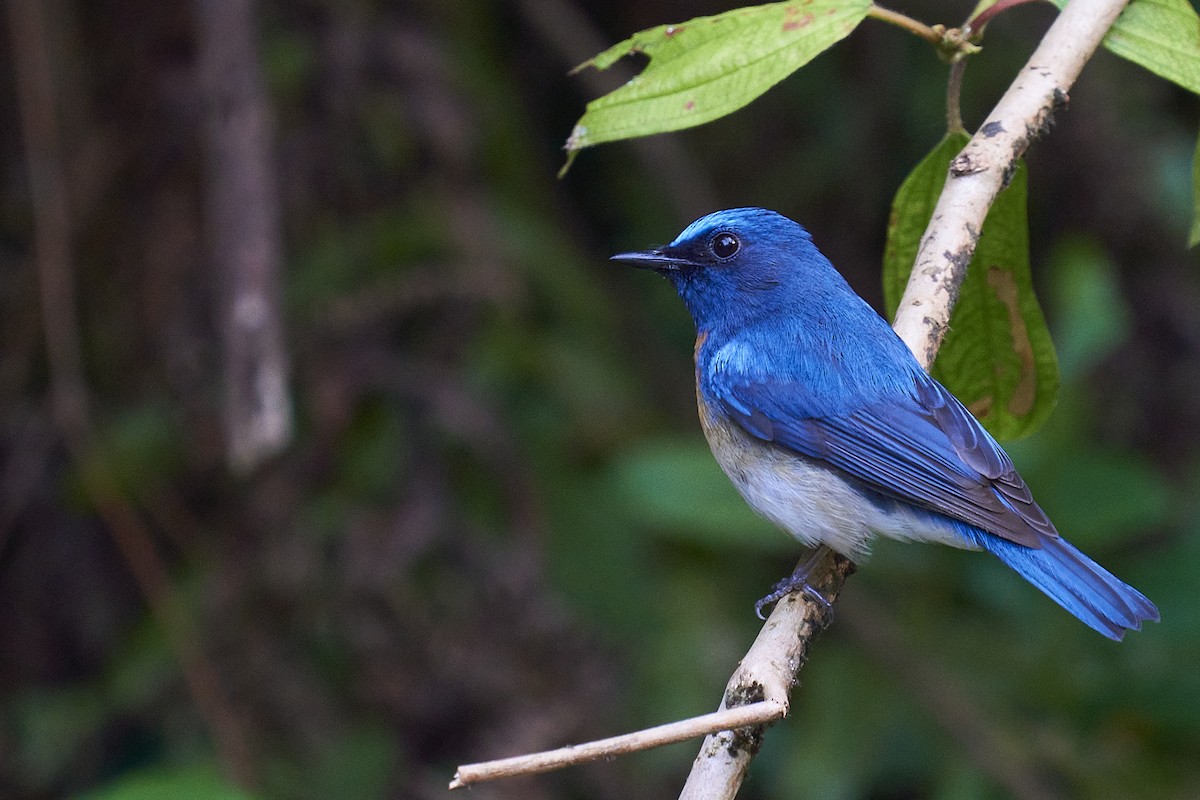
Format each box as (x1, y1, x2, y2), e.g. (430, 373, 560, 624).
(564, 0, 871, 156)
(884, 132, 1059, 439)
(1191, 128, 1200, 247)
(1049, 0, 1200, 95)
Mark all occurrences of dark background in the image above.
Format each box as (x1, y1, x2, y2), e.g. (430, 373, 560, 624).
(1, 0, 1197, 798)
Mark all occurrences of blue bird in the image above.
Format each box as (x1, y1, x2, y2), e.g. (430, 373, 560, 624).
(613, 207, 1159, 640)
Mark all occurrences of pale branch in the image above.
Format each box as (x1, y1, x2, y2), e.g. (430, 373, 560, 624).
(892, 0, 1131, 370)
(681, 1, 1130, 797)
(678, 552, 855, 800)
(450, 701, 786, 789)
(446, 553, 854, 791)
(449, 0, 1130, 793)
(448, 552, 855, 791)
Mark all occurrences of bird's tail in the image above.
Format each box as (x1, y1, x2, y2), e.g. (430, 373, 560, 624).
(964, 529, 1159, 640)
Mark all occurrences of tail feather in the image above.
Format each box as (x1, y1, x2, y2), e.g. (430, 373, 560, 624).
(964, 529, 1160, 640)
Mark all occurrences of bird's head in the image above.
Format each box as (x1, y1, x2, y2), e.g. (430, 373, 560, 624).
(612, 207, 834, 330)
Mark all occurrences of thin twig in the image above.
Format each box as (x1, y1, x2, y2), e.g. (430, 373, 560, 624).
(80, 472, 257, 787)
(5, 0, 89, 441)
(868, 4, 980, 62)
(446, 554, 854, 791)
(867, 4, 942, 44)
(450, 701, 786, 788)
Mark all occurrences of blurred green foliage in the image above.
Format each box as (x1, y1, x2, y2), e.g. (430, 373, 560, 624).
(81, 765, 255, 800)
(0, 1, 1198, 799)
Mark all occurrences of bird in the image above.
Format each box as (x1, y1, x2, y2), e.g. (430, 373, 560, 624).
(612, 207, 1159, 640)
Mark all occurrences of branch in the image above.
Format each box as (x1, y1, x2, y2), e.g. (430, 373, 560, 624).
(678, 553, 855, 799)
(448, 553, 855, 791)
(892, 0, 1130, 370)
(680, 1, 1130, 796)
(194, 0, 293, 473)
(450, 0, 1130, 792)
(967, 0, 1047, 36)
(451, 701, 786, 788)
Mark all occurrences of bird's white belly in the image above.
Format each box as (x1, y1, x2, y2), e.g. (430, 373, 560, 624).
(699, 403, 966, 559)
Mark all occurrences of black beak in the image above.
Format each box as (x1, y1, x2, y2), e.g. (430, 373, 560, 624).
(610, 249, 695, 271)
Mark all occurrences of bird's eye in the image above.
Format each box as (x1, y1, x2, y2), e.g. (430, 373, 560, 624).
(709, 232, 740, 260)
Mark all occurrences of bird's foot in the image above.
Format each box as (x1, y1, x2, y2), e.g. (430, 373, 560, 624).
(753, 577, 832, 619)
(754, 546, 835, 620)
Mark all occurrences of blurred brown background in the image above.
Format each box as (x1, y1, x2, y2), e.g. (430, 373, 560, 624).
(1, 0, 1197, 798)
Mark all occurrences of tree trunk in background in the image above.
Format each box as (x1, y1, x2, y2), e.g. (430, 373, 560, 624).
(194, 0, 292, 473)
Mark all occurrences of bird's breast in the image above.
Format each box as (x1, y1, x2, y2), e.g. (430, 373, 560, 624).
(695, 390, 964, 559)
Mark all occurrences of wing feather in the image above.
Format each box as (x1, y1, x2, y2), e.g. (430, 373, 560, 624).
(710, 369, 1057, 548)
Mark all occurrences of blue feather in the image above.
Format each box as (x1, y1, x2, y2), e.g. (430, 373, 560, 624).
(613, 207, 1161, 639)
(959, 525, 1160, 641)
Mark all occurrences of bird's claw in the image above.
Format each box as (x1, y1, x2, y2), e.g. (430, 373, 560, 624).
(754, 577, 833, 620)
(754, 547, 836, 620)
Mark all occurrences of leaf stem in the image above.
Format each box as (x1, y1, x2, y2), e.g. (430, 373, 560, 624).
(868, 4, 981, 61)
(867, 4, 941, 44)
(946, 58, 966, 133)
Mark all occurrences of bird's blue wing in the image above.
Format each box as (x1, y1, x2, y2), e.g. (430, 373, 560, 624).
(711, 368, 1057, 548)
